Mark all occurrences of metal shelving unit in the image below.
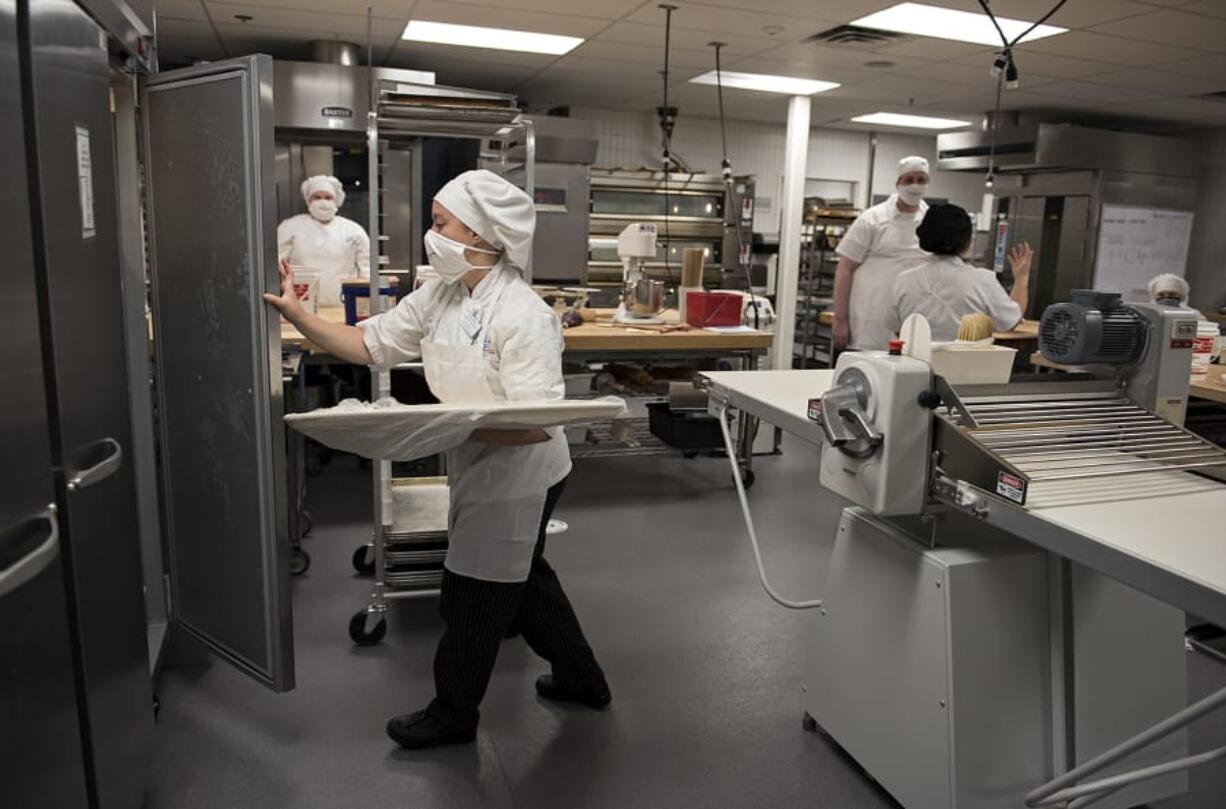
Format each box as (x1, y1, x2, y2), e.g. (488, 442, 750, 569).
(794, 204, 857, 369)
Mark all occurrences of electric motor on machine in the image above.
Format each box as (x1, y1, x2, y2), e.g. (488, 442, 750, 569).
(1039, 290, 1147, 365)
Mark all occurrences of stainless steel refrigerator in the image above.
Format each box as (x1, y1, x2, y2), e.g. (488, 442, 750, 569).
(2, 0, 154, 806)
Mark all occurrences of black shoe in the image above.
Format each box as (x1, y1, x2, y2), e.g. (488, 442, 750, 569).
(535, 674, 612, 710)
(386, 709, 477, 749)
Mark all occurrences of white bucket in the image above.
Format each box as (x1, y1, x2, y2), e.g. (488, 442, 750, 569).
(290, 267, 320, 315)
(929, 341, 1017, 385)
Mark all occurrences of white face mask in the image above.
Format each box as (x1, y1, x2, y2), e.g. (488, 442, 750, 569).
(424, 229, 499, 284)
(898, 183, 928, 206)
(309, 199, 337, 222)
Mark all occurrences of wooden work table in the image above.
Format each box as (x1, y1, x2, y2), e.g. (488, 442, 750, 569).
(816, 309, 1039, 343)
(1031, 353, 1226, 404)
(282, 306, 774, 355)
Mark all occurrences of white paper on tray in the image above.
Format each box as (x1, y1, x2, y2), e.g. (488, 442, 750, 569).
(284, 396, 628, 461)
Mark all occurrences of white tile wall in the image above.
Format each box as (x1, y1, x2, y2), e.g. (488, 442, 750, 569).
(570, 106, 988, 233)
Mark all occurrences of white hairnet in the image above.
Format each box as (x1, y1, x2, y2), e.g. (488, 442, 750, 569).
(435, 169, 536, 274)
(301, 175, 345, 207)
(898, 155, 930, 178)
(1148, 272, 1189, 303)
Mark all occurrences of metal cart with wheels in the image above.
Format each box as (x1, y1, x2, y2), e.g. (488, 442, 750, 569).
(347, 77, 534, 644)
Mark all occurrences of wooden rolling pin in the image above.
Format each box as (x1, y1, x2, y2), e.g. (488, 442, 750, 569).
(681, 248, 705, 289)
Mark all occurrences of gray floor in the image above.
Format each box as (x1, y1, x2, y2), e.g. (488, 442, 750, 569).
(146, 438, 1226, 809)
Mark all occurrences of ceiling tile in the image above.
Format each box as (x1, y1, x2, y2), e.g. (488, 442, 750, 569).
(1014, 30, 1199, 66)
(569, 39, 714, 69)
(542, 54, 664, 79)
(870, 38, 991, 61)
(902, 61, 1021, 87)
(433, 0, 643, 19)
(1180, 1, 1226, 18)
(950, 0, 1155, 29)
(407, 0, 613, 38)
(391, 40, 566, 69)
(661, 0, 889, 20)
(951, 50, 1117, 80)
(207, 2, 398, 36)
(1084, 67, 1226, 96)
(620, 0, 836, 44)
(156, 16, 214, 37)
(1089, 9, 1226, 52)
(595, 21, 777, 59)
(202, 0, 413, 20)
(156, 0, 209, 22)
(746, 41, 931, 74)
(1027, 79, 1166, 105)
(1160, 53, 1226, 80)
(1139, 95, 1226, 118)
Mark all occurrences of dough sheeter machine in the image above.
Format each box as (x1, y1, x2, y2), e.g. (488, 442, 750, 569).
(702, 293, 1226, 809)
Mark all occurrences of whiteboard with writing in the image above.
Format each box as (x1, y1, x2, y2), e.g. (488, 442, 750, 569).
(1093, 205, 1195, 300)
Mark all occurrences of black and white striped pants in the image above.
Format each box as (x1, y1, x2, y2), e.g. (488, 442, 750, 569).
(427, 478, 606, 726)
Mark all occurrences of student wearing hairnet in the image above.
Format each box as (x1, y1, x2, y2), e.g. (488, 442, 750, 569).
(887, 203, 1032, 342)
(266, 170, 609, 750)
(1148, 273, 1192, 308)
(832, 156, 932, 351)
(277, 175, 371, 307)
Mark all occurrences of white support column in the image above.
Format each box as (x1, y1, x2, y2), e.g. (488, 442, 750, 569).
(772, 94, 811, 370)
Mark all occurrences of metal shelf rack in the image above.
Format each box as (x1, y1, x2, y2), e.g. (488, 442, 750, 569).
(794, 206, 857, 370)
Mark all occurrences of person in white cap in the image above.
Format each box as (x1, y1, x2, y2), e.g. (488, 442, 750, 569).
(277, 175, 370, 307)
(1148, 273, 1191, 308)
(265, 169, 609, 750)
(832, 155, 931, 351)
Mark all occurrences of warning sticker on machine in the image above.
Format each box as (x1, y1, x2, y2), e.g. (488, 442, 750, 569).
(75, 125, 95, 240)
(996, 471, 1026, 504)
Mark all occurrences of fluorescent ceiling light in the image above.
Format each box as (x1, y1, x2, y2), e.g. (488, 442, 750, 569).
(689, 70, 839, 96)
(402, 20, 583, 55)
(851, 2, 1066, 46)
(851, 112, 971, 130)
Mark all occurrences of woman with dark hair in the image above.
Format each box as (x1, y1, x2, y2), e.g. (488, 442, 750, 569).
(887, 203, 1033, 342)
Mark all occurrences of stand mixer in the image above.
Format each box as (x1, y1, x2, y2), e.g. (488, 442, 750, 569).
(614, 222, 666, 325)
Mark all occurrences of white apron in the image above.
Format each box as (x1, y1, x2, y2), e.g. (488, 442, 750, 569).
(849, 216, 926, 351)
(421, 313, 554, 583)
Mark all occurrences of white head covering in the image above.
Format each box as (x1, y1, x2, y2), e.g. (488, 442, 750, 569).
(301, 175, 345, 208)
(1147, 273, 1190, 304)
(898, 156, 930, 179)
(434, 169, 536, 274)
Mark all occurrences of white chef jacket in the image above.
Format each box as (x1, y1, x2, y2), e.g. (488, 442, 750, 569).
(887, 254, 1022, 342)
(359, 265, 571, 582)
(836, 195, 928, 350)
(277, 214, 370, 307)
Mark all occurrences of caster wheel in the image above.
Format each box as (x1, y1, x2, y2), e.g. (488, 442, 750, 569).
(349, 610, 387, 646)
(682, 451, 698, 459)
(300, 510, 313, 539)
(290, 547, 311, 576)
(802, 712, 817, 733)
(739, 466, 756, 489)
(352, 544, 375, 575)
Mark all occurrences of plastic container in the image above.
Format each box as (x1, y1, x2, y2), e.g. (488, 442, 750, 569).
(684, 291, 742, 328)
(341, 280, 397, 325)
(290, 267, 320, 315)
(1191, 319, 1219, 377)
(929, 342, 1017, 385)
(647, 402, 723, 449)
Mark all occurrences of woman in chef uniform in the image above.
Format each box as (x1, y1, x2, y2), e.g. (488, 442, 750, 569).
(886, 203, 1033, 342)
(832, 156, 931, 351)
(277, 175, 371, 307)
(265, 170, 610, 750)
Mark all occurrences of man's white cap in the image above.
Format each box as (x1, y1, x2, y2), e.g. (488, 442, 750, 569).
(301, 175, 345, 207)
(898, 156, 930, 178)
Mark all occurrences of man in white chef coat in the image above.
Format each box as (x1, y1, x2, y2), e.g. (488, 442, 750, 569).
(278, 175, 370, 308)
(832, 156, 930, 351)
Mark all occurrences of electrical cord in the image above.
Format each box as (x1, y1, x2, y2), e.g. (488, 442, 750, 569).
(717, 406, 822, 610)
(711, 42, 761, 330)
(659, 4, 677, 285)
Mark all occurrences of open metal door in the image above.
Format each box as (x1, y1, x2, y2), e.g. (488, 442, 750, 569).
(143, 55, 294, 691)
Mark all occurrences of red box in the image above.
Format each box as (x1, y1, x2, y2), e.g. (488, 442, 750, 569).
(685, 291, 742, 327)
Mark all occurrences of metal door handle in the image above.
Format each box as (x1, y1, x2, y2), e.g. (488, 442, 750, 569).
(0, 506, 60, 598)
(67, 437, 123, 492)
